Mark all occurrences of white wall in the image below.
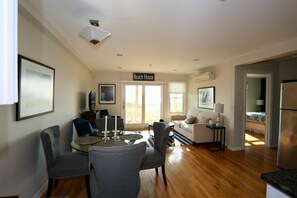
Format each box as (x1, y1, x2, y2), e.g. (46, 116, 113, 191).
(0, 5, 92, 198)
(187, 36, 297, 151)
(246, 78, 261, 112)
(188, 64, 234, 145)
(93, 71, 188, 127)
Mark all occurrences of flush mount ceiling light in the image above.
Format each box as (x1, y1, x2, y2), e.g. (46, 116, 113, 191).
(80, 20, 111, 45)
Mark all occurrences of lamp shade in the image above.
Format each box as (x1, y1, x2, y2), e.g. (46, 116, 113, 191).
(256, 99, 264, 106)
(80, 25, 111, 45)
(214, 103, 224, 114)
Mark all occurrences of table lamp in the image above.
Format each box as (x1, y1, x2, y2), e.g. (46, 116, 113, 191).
(214, 103, 224, 126)
(256, 99, 264, 112)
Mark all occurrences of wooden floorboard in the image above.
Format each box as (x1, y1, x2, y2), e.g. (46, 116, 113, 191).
(42, 131, 279, 198)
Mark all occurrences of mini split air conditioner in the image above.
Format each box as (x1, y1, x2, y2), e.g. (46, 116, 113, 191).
(194, 71, 215, 82)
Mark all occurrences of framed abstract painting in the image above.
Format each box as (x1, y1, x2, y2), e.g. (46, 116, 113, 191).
(198, 86, 215, 110)
(17, 55, 55, 121)
(98, 84, 116, 104)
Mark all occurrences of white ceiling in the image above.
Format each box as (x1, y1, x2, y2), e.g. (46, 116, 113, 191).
(25, 0, 297, 74)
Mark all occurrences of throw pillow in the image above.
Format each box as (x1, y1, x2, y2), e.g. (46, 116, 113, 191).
(184, 117, 196, 124)
(199, 116, 209, 124)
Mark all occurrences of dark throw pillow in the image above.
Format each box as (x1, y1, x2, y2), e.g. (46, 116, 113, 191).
(184, 117, 196, 124)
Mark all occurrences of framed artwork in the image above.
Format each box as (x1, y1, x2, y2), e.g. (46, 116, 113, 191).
(198, 86, 215, 109)
(17, 55, 55, 121)
(99, 84, 116, 104)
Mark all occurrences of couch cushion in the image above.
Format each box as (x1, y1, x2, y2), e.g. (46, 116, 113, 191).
(186, 108, 200, 119)
(184, 117, 196, 124)
(198, 116, 209, 124)
(197, 111, 217, 123)
(180, 122, 194, 134)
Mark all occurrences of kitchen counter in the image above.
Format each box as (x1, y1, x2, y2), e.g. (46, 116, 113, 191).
(261, 169, 297, 198)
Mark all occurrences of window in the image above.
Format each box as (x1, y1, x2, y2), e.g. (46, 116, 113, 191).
(169, 82, 186, 113)
(169, 93, 184, 113)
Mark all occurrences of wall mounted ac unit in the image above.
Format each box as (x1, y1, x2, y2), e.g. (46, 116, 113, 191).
(194, 71, 215, 82)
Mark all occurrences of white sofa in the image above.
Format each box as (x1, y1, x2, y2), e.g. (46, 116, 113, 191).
(171, 108, 221, 143)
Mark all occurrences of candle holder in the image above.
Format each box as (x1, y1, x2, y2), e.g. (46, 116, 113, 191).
(102, 130, 110, 142)
(112, 129, 120, 141)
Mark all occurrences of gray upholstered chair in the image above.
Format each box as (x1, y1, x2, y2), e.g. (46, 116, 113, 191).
(141, 122, 170, 185)
(95, 117, 124, 132)
(89, 142, 146, 198)
(40, 125, 90, 197)
(73, 118, 98, 136)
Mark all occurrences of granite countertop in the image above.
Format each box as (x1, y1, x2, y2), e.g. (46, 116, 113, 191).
(261, 169, 297, 198)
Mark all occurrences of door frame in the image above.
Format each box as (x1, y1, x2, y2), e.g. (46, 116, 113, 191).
(121, 81, 164, 130)
(243, 72, 272, 147)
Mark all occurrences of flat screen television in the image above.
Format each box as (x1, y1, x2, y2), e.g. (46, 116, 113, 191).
(88, 91, 96, 111)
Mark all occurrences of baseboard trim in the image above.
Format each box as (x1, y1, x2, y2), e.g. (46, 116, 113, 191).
(33, 180, 47, 198)
(227, 145, 244, 151)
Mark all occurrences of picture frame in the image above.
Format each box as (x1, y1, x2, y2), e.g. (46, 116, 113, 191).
(198, 86, 215, 109)
(99, 84, 116, 104)
(17, 55, 55, 121)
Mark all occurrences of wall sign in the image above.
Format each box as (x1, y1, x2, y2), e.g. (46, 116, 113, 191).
(133, 73, 155, 81)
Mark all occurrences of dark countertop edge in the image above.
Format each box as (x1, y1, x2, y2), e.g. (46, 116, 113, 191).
(260, 169, 297, 198)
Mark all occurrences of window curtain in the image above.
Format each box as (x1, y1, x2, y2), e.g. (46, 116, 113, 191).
(0, 0, 18, 105)
(168, 82, 186, 93)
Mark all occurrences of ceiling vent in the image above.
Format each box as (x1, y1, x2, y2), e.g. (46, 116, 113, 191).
(80, 20, 111, 45)
(194, 71, 215, 82)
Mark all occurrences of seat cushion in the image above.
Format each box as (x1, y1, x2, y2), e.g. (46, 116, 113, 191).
(48, 152, 89, 178)
(141, 147, 164, 170)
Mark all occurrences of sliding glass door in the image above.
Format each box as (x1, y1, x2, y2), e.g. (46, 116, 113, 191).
(144, 85, 162, 123)
(123, 83, 162, 126)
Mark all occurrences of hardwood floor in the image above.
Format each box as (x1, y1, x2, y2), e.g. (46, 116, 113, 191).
(42, 131, 279, 198)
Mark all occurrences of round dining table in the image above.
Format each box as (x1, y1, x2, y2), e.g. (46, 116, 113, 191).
(71, 131, 146, 153)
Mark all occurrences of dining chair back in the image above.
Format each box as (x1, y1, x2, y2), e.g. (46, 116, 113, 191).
(40, 125, 90, 197)
(89, 142, 146, 198)
(73, 118, 98, 136)
(99, 109, 109, 118)
(141, 122, 170, 185)
(95, 117, 124, 132)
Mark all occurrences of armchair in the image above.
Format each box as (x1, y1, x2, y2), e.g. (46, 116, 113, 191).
(73, 118, 98, 136)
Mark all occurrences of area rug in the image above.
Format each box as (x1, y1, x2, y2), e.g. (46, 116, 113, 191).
(148, 131, 193, 147)
(170, 131, 193, 146)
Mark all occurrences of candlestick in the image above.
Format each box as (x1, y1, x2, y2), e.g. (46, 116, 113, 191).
(105, 115, 107, 132)
(115, 115, 117, 132)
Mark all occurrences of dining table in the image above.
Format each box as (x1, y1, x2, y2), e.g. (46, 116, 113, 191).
(71, 131, 147, 153)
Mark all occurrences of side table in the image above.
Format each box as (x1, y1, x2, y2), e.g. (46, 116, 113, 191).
(206, 125, 226, 151)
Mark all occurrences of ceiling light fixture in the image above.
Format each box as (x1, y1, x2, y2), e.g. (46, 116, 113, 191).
(80, 20, 111, 45)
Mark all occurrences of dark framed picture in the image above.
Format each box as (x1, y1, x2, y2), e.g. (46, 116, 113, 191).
(198, 86, 215, 109)
(99, 84, 116, 104)
(17, 55, 55, 121)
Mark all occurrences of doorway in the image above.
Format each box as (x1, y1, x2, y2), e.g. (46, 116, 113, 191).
(244, 73, 272, 147)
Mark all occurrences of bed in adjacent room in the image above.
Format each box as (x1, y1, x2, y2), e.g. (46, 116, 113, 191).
(245, 112, 266, 135)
